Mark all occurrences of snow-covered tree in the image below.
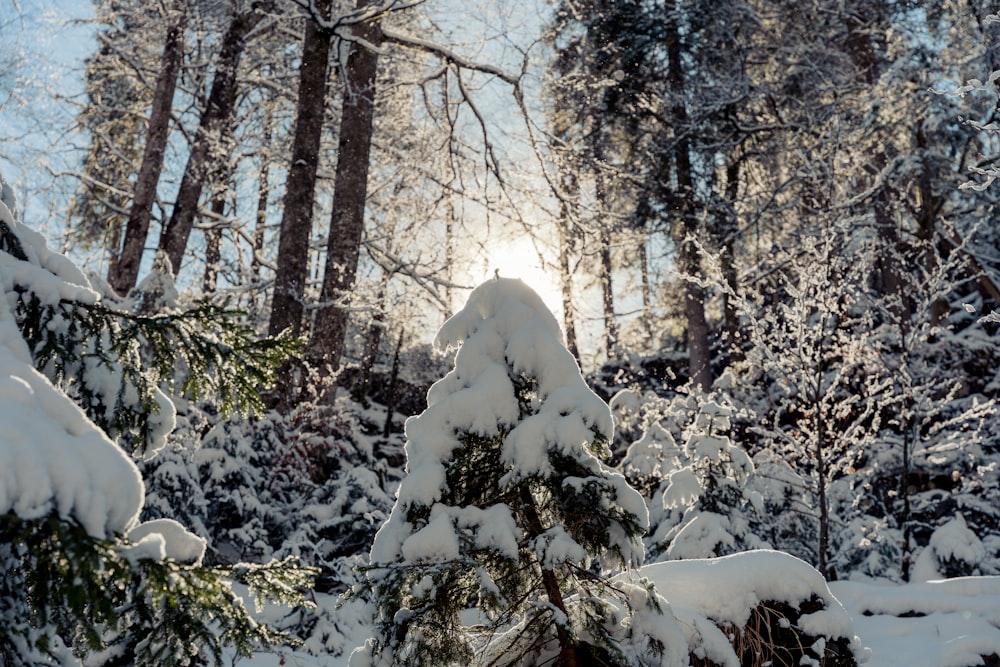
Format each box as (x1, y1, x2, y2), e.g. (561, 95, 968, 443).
(651, 402, 765, 560)
(352, 278, 683, 667)
(0, 170, 310, 666)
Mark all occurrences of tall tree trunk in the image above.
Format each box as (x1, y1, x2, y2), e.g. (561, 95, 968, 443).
(203, 85, 238, 295)
(109, 0, 187, 295)
(599, 222, 617, 359)
(814, 385, 830, 577)
(252, 110, 272, 283)
(639, 235, 653, 348)
(309, 0, 382, 373)
(202, 185, 226, 293)
(520, 487, 578, 667)
(268, 0, 334, 338)
(357, 273, 389, 400)
(157, 2, 265, 278)
(844, 9, 911, 322)
(666, 0, 712, 391)
(382, 327, 405, 438)
(557, 170, 580, 363)
(593, 165, 618, 360)
(445, 197, 456, 314)
(721, 159, 743, 365)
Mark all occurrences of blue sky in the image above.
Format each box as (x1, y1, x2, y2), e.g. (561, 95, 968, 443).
(0, 0, 95, 241)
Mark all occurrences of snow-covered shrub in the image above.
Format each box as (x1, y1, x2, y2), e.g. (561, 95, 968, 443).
(911, 514, 987, 581)
(351, 278, 681, 667)
(831, 517, 905, 582)
(2, 199, 295, 457)
(623, 420, 685, 498)
(733, 228, 883, 577)
(748, 449, 816, 562)
(140, 406, 284, 565)
(278, 465, 391, 593)
(651, 402, 766, 560)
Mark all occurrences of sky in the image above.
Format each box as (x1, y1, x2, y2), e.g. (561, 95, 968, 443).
(0, 0, 95, 245)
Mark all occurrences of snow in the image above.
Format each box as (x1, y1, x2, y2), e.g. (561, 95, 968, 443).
(661, 467, 702, 509)
(0, 185, 98, 308)
(226, 551, 1000, 667)
(371, 278, 636, 570)
(127, 517, 207, 564)
(642, 550, 852, 631)
(640, 550, 866, 666)
(0, 309, 143, 539)
(400, 510, 460, 561)
(832, 577, 1000, 667)
(911, 514, 987, 581)
(0, 268, 144, 540)
(533, 524, 588, 568)
(624, 422, 683, 481)
(665, 512, 736, 559)
(0, 170, 146, 538)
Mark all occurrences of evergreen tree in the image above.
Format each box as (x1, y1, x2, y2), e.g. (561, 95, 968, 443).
(351, 278, 684, 667)
(0, 169, 312, 666)
(653, 402, 765, 560)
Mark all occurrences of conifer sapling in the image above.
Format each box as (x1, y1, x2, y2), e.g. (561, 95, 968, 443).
(352, 278, 683, 667)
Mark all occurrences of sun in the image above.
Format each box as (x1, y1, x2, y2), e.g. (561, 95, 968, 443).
(470, 234, 564, 320)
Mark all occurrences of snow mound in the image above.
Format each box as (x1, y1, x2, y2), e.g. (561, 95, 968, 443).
(642, 550, 867, 665)
(911, 514, 987, 581)
(833, 577, 1000, 667)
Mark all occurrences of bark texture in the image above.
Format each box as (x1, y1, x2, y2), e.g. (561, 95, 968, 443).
(157, 2, 266, 277)
(268, 0, 334, 338)
(308, 0, 383, 372)
(109, 1, 187, 295)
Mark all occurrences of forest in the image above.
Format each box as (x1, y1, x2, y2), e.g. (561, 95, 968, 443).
(2, 0, 1000, 666)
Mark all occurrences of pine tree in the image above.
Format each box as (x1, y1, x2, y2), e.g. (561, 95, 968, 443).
(0, 169, 313, 666)
(351, 278, 683, 667)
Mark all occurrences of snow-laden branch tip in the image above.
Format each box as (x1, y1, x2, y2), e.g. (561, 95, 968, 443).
(934, 69, 1000, 98)
(959, 165, 1000, 192)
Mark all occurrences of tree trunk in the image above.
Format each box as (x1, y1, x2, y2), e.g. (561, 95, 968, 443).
(268, 0, 334, 338)
(557, 171, 580, 363)
(639, 235, 653, 348)
(666, 0, 712, 391)
(157, 2, 265, 278)
(519, 487, 578, 667)
(813, 377, 830, 577)
(109, 0, 187, 295)
(844, 11, 912, 323)
(252, 104, 273, 285)
(599, 223, 617, 359)
(382, 327, 404, 438)
(308, 0, 382, 373)
(357, 275, 389, 400)
(202, 185, 226, 293)
(445, 197, 456, 314)
(593, 165, 617, 360)
(203, 85, 238, 295)
(721, 159, 743, 365)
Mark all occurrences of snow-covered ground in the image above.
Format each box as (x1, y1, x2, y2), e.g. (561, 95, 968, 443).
(235, 551, 1000, 667)
(832, 577, 1000, 667)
